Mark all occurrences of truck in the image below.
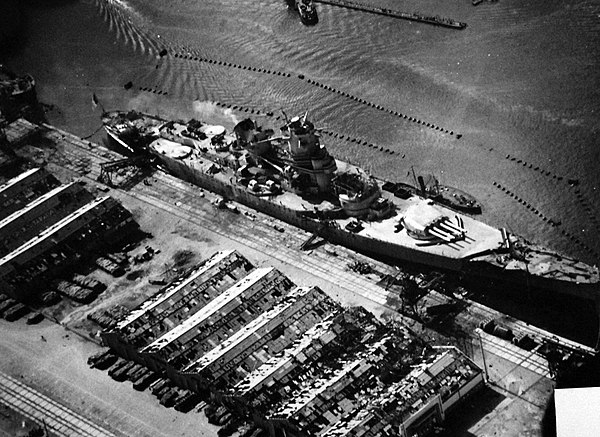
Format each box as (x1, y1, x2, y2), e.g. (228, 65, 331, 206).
(0, 299, 17, 317)
(133, 371, 160, 391)
(95, 257, 125, 277)
(55, 280, 95, 303)
(4, 303, 29, 321)
(72, 274, 107, 293)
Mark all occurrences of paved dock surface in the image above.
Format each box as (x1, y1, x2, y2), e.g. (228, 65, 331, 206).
(0, 371, 116, 437)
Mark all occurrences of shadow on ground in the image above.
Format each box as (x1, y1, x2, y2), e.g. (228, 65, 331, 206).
(442, 384, 506, 436)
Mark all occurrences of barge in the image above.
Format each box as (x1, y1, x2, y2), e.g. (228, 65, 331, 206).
(314, 0, 467, 29)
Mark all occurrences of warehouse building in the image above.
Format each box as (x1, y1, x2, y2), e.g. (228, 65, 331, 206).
(0, 167, 60, 220)
(104, 250, 257, 356)
(0, 168, 137, 299)
(142, 267, 296, 369)
(102, 250, 483, 437)
(319, 347, 483, 437)
(0, 181, 93, 256)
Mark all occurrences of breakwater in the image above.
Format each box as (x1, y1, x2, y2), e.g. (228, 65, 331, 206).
(147, 50, 464, 139)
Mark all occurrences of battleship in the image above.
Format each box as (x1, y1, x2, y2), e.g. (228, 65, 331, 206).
(102, 110, 599, 301)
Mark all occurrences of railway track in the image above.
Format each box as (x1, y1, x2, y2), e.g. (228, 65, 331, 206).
(0, 371, 116, 437)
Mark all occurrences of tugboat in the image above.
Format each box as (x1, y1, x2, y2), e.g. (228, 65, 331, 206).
(382, 173, 482, 215)
(414, 173, 482, 215)
(296, 0, 318, 25)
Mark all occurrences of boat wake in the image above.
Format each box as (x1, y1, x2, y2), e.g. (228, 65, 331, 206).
(93, 0, 163, 57)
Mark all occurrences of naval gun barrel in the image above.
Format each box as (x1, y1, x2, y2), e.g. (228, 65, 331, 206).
(441, 219, 465, 233)
(438, 221, 463, 236)
(428, 227, 453, 242)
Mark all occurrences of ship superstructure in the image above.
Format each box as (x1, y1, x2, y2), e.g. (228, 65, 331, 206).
(102, 111, 600, 301)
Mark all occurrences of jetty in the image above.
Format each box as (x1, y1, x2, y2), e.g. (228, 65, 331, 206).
(314, 0, 467, 29)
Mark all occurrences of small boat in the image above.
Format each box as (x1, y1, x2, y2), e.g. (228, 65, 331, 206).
(383, 173, 482, 215)
(296, 0, 318, 25)
(429, 184, 482, 215)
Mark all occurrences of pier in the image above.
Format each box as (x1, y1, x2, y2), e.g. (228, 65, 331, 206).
(314, 0, 467, 29)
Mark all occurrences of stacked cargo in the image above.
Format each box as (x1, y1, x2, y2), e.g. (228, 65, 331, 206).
(55, 280, 95, 303)
(95, 256, 125, 277)
(3, 302, 28, 321)
(72, 274, 107, 293)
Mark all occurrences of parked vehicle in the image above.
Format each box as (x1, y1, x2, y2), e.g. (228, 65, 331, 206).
(72, 274, 107, 293)
(107, 358, 128, 378)
(55, 280, 95, 303)
(95, 257, 125, 276)
(26, 312, 44, 324)
(174, 392, 202, 412)
(0, 298, 17, 317)
(40, 291, 60, 305)
(133, 371, 160, 391)
(94, 353, 118, 370)
(4, 303, 29, 321)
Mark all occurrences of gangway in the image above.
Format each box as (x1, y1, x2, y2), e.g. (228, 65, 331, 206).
(98, 155, 151, 187)
(300, 233, 326, 251)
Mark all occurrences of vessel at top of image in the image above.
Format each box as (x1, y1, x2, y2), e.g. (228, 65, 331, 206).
(102, 110, 599, 301)
(313, 0, 466, 29)
(295, 0, 318, 25)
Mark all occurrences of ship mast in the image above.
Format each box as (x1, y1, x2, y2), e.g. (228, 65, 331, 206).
(410, 166, 418, 188)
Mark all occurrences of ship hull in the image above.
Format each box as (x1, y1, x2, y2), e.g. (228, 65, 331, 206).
(154, 151, 465, 272)
(465, 259, 599, 301)
(299, 12, 318, 25)
(104, 127, 137, 155)
(152, 150, 599, 300)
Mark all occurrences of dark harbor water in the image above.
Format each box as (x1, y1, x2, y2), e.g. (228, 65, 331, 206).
(3, 0, 600, 338)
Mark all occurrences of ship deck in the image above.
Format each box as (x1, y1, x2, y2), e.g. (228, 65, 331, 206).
(289, 188, 504, 260)
(173, 149, 505, 263)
